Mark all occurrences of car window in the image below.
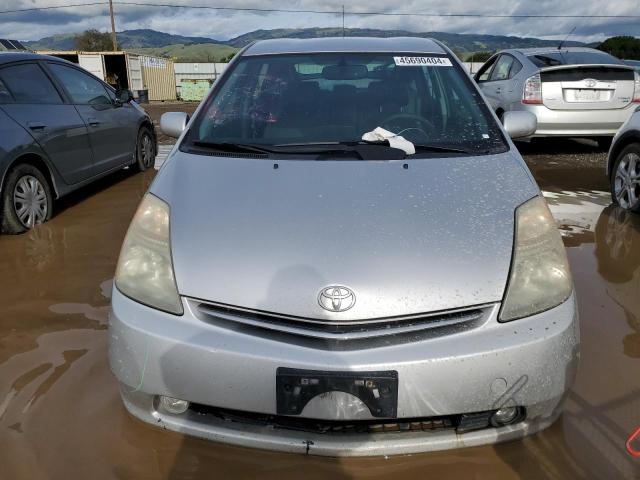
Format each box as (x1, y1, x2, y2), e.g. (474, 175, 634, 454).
(527, 51, 622, 67)
(476, 56, 498, 82)
(490, 55, 515, 81)
(0, 63, 62, 104)
(104, 87, 117, 103)
(185, 53, 508, 157)
(0, 78, 12, 103)
(509, 58, 523, 78)
(47, 63, 112, 105)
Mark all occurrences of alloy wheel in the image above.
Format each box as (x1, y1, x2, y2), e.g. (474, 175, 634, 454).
(140, 133, 154, 168)
(614, 152, 640, 209)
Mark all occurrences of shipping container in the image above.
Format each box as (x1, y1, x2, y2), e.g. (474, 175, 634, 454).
(174, 62, 228, 101)
(139, 55, 177, 101)
(36, 50, 177, 101)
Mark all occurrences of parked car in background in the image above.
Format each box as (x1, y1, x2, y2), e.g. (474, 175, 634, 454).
(0, 52, 156, 234)
(607, 106, 640, 211)
(110, 37, 578, 456)
(475, 47, 640, 148)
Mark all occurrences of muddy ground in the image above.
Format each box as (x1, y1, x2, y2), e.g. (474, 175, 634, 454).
(1, 103, 639, 479)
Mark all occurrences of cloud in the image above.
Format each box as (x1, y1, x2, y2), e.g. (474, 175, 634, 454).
(1, 0, 639, 42)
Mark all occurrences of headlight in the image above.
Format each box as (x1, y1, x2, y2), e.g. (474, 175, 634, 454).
(500, 196, 572, 321)
(115, 193, 183, 315)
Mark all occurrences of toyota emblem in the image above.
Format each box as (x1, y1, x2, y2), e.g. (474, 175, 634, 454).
(584, 78, 597, 88)
(318, 286, 356, 312)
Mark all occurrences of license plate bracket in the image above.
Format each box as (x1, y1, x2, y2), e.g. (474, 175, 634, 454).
(276, 368, 398, 418)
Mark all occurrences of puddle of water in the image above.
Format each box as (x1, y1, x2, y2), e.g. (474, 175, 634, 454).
(0, 166, 638, 478)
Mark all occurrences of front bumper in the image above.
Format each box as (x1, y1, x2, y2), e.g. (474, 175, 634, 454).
(109, 288, 579, 456)
(517, 103, 637, 137)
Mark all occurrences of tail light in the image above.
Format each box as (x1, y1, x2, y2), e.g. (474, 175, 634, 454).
(522, 73, 543, 105)
(633, 72, 640, 103)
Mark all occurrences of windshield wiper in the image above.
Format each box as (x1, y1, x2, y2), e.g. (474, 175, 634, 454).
(192, 141, 367, 159)
(350, 140, 473, 155)
(190, 140, 471, 158)
(412, 144, 472, 154)
(191, 141, 275, 155)
(274, 141, 473, 157)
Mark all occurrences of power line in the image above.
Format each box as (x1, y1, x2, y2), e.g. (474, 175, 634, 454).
(0, 3, 106, 14)
(114, 2, 640, 19)
(2, 1, 640, 19)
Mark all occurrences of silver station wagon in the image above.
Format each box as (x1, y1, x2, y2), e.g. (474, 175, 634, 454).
(109, 37, 579, 456)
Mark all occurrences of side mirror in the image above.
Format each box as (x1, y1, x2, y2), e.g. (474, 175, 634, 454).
(502, 111, 537, 139)
(160, 112, 189, 139)
(116, 89, 134, 104)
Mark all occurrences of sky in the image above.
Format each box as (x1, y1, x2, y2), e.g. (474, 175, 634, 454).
(2, 0, 640, 43)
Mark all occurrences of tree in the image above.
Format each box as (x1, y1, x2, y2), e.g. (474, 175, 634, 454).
(597, 36, 640, 60)
(75, 29, 115, 51)
(220, 52, 236, 63)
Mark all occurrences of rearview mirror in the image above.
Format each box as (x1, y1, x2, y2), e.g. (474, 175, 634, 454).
(116, 89, 134, 104)
(322, 64, 368, 80)
(160, 112, 189, 139)
(502, 111, 537, 139)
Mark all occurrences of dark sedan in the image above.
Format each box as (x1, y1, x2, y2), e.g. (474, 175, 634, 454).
(0, 52, 156, 233)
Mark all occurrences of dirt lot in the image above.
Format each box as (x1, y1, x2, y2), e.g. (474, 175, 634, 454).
(0, 104, 638, 479)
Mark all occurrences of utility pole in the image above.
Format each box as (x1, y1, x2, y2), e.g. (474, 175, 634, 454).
(109, 0, 118, 51)
(342, 5, 345, 37)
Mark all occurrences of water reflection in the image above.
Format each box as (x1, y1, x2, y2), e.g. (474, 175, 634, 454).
(594, 205, 640, 359)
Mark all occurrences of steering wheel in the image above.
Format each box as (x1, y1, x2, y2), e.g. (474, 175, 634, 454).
(379, 113, 435, 137)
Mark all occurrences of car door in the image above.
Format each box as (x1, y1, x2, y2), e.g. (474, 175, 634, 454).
(45, 62, 137, 175)
(484, 54, 516, 111)
(504, 56, 523, 107)
(474, 55, 499, 103)
(0, 62, 94, 185)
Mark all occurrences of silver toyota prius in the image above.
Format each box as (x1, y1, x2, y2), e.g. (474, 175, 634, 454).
(475, 47, 639, 148)
(109, 37, 579, 456)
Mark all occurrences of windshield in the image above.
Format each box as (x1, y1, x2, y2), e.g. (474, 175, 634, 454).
(183, 53, 507, 157)
(527, 51, 622, 68)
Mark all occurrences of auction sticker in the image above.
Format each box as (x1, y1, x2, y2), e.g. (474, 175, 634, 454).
(394, 56, 452, 67)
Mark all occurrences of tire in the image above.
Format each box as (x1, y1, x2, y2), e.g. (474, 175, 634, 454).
(610, 143, 640, 212)
(1, 163, 53, 234)
(596, 136, 613, 150)
(134, 127, 155, 172)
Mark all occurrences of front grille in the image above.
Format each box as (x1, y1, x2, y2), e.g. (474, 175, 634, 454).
(192, 300, 489, 343)
(189, 403, 456, 435)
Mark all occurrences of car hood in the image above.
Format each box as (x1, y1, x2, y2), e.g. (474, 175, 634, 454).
(151, 151, 538, 320)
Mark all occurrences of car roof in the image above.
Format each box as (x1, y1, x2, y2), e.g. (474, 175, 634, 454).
(509, 46, 612, 56)
(0, 51, 73, 65)
(243, 37, 447, 56)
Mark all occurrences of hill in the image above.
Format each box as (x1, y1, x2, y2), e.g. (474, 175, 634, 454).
(25, 29, 218, 51)
(25, 27, 587, 61)
(223, 28, 585, 52)
(130, 43, 238, 62)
